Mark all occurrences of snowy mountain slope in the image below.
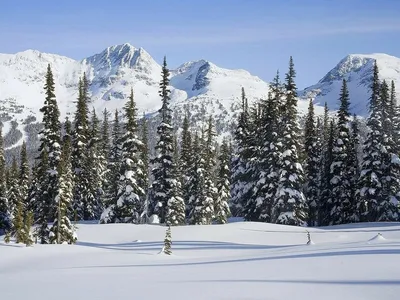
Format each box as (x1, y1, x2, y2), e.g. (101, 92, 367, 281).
(300, 53, 400, 116)
(0, 43, 277, 152)
(1, 221, 400, 300)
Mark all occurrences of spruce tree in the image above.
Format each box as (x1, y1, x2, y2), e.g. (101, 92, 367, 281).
(100, 110, 122, 223)
(8, 157, 25, 242)
(0, 125, 10, 233)
(329, 79, 355, 225)
(179, 112, 192, 217)
(151, 57, 183, 224)
(349, 114, 361, 221)
(72, 74, 90, 220)
(304, 99, 321, 226)
(379, 80, 399, 221)
(250, 72, 282, 223)
(188, 131, 214, 225)
(33, 64, 62, 243)
(272, 57, 307, 226)
(103, 88, 146, 223)
(163, 226, 172, 255)
(214, 139, 232, 224)
(357, 61, 385, 222)
(230, 87, 252, 217)
(49, 120, 77, 244)
(19, 141, 30, 208)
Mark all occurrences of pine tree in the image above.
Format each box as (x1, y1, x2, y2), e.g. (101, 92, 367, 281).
(49, 120, 77, 244)
(250, 72, 282, 223)
(0, 125, 10, 234)
(214, 139, 232, 224)
(188, 131, 214, 225)
(349, 114, 361, 222)
(163, 226, 172, 255)
(100, 110, 122, 223)
(329, 79, 355, 225)
(272, 57, 307, 226)
(151, 57, 183, 224)
(230, 87, 252, 217)
(357, 61, 385, 222)
(304, 99, 321, 226)
(178, 113, 192, 219)
(379, 80, 399, 221)
(72, 74, 90, 220)
(86, 108, 105, 219)
(19, 141, 30, 208)
(23, 210, 34, 246)
(104, 88, 146, 223)
(101, 108, 111, 161)
(390, 81, 400, 154)
(140, 113, 150, 196)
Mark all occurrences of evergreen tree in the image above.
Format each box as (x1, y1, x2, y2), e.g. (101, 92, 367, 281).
(103, 88, 146, 223)
(101, 108, 111, 161)
(188, 131, 214, 225)
(357, 61, 385, 222)
(304, 99, 321, 226)
(0, 125, 10, 233)
(151, 57, 183, 224)
(49, 120, 77, 244)
(19, 141, 29, 208)
(214, 139, 232, 224)
(8, 157, 25, 242)
(163, 226, 172, 255)
(272, 57, 307, 226)
(390, 81, 400, 154)
(329, 79, 355, 225)
(33, 64, 62, 243)
(179, 113, 192, 216)
(140, 113, 150, 196)
(349, 114, 361, 221)
(230, 87, 252, 217)
(250, 72, 282, 222)
(379, 80, 399, 221)
(100, 110, 122, 223)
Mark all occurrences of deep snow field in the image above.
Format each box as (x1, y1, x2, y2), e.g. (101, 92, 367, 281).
(1, 220, 400, 300)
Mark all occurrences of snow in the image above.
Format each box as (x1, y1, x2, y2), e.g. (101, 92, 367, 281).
(1, 221, 400, 300)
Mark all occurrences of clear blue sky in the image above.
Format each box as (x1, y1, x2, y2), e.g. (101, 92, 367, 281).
(2, 0, 400, 88)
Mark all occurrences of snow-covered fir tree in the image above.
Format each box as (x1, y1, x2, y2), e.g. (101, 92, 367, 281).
(357, 61, 386, 222)
(230, 88, 252, 217)
(179, 113, 192, 216)
(34, 64, 62, 243)
(272, 57, 307, 226)
(329, 79, 356, 225)
(214, 139, 232, 224)
(250, 72, 282, 223)
(349, 114, 361, 217)
(151, 57, 184, 224)
(304, 99, 321, 226)
(49, 120, 77, 244)
(0, 125, 10, 234)
(188, 131, 214, 225)
(19, 141, 30, 209)
(102, 88, 146, 224)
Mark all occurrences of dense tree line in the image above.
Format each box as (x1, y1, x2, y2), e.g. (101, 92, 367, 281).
(231, 59, 400, 225)
(1, 57, 399, 246)
(0, 58, 232, 244)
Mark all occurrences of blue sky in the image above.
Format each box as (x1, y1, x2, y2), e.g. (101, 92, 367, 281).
(2, 0, 400, 88)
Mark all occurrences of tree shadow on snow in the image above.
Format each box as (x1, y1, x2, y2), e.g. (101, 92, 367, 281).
(68, 248, 400, 270)
(76, 240, 294, 252)
(181, 278, 400, 286)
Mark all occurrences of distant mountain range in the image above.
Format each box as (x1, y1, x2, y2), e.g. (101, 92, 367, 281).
(0, 43, 399, 157)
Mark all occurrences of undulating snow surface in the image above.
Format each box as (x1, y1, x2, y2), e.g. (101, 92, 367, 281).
(1, 221, 400, 299)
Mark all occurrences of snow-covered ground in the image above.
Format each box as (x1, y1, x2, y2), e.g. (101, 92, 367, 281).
(1, 221, 400, 300)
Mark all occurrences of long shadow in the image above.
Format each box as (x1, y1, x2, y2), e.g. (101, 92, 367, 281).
(241, 227, 400, 234)
(180, 279, 400, 286)
(76, 240, 296, 252)
(0, 243, 23, 248)
(66, 248, 400, 270)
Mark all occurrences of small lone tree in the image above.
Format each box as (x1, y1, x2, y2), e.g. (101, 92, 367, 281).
(163, 226, 172, 255)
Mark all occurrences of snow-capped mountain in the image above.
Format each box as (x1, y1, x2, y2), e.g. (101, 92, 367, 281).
(0, 43, 276, 155)
(1, 44, 399, 159)
(299, 53, 400, 116)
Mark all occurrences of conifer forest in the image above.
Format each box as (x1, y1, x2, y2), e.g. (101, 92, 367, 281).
(1, 55, 399, 245)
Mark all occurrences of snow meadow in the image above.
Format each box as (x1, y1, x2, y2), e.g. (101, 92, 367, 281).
(1, 220, 400, 300)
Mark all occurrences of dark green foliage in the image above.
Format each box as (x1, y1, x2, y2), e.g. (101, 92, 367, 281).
(214, 139, 232, 224)
(151, 57, 184, 224)
(273, 57, 307, 226)
(304, 99, 321, 226)
(163, 226, 172, 255)
(0, 125, 10, 233)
